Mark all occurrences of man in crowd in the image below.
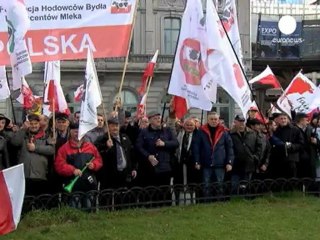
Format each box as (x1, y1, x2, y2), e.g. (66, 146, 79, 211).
(95, 116, 137, 190)
(55, 112, 70, 151)
(247, 118, 271, 179)
(55, 122, 102, 210)
(136, 111, 179, 188)
(271, 112, 304, 178)
(230, 115, 263, 193)
(85, 113, 106, 143)
(294, 112, 316, 178)
(10, 114, 55, 196)
(193, 112, 234, 199)
(73, 111, 80, 124)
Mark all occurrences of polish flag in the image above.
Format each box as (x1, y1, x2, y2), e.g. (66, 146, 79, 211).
(173, 95, 189, 119)
(138, 50, 159, 96)
(137, 93, 147, 119)
(0, 164, 25, 236)
(43, 61, 70, 117)
(74, 84, 84, 102)
(249, 66, 281, 89)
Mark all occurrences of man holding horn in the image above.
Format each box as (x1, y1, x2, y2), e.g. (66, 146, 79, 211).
(55, 122, 102, 210)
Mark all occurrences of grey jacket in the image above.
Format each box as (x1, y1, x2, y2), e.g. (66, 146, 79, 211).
(10, 129, 55, 180)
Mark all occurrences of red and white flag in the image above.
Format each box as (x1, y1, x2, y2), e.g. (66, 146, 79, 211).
(168, 0, 212, 111)
(74, 84, 85, 102)
(270, 103, 281, 114)
(138, 50, 159, 96)
(43, 61, 70, 117)
(172, 95, 188, 119)
(221, 0, 243, 64)
(0, 164, 25, 236)
(137, 93, 147, 119)
(12, 76, 35, 109)
(277, 72, 316, 114)
(0, 67, 11, 100)
(5, 0, 32, 77)
(78, 49, 103, 140)
(249, 66, 281, 89)
(205, 0, 252, 117)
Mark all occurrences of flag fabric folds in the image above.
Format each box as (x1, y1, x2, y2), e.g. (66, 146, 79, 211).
(0, 67, 11, 100)
(138, 50, 159, 96)
(74, 84, 85, 102)
(277, 72, 316, 115)
(5, 0, 32, 77)
(168, 0, 213, 111)
(43, 61, 70, 117)
(137, 93, 147, 119)
(78, 49, 103, 140)
(221, 0, 243, 64)
(172, 95, 188, 119)
(205, 0, 252, 117)
(0, 164, 25, 236)
(249, 66, 281, 89)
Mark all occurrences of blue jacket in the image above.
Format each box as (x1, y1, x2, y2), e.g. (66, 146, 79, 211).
(193, 124, 234, 168)
(135, 126, 179, 173)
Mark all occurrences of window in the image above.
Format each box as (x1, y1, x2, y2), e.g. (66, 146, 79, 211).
(164, 17, 181, 55)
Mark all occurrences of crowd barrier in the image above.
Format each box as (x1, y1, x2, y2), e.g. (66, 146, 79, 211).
(23, 178, 320, 213)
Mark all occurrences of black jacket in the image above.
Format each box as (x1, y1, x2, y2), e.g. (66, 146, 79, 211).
(230, 128, 263, 173)
(272, 124, 304, 163)
(95, 133, 135, 189)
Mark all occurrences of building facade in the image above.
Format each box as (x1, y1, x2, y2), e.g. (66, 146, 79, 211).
(2, 0, 252, 127)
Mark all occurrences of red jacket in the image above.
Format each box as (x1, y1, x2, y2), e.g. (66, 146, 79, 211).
(55, 140, 102, 177)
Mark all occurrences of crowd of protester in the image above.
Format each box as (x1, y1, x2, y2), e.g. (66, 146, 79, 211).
(0, 102, 320, 209)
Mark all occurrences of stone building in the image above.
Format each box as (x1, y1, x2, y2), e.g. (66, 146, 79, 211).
(2, 0, 252, 127)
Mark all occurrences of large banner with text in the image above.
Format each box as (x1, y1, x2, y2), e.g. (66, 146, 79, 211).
(0, 0, 137, 65)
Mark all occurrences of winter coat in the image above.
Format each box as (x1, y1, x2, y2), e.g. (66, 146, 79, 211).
(10, 129, 55, 180)
(272, 124, 304, 163)
(55, 140, 102, 192)
(135, 126, 179, 174)
(95, 133, 135, 189)
(230, 128, 263, 173)
(0, 135, 9, 170)
(193, 124, 234, 168)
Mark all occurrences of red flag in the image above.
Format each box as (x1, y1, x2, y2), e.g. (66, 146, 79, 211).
(18, 78, 35, 109)
(249, 66, 281, 89)
(173, 96, 188, 119)
(138, 50, 159, 96)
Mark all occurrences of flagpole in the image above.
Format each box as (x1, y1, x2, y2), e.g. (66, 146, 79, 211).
(116, 0, 140, 109)
(144, 76, 153, 114)
(5, 71, 16, 124)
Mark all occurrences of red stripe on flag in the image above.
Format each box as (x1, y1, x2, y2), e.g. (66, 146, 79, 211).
(0, 171, 15, 235)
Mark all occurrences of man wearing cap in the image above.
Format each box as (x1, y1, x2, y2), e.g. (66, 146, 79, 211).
(247, 118, 271, 178)
(230, 115, 263, 193)
(271, 112, 304, 178)
(0, 114, 10, 170)
(193, 112, 234, 199)
(55, 112, 70, 151)
(136, 111, 179, 189)
(95, 116, 137, 191)
(55, 122, 102, 210)
(10, 114, 55, 196)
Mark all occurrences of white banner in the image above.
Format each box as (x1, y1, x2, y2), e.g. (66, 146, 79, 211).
(0, 0, 137, 65)
(78, 49, 102, 140)
(168, 0, 212, 111)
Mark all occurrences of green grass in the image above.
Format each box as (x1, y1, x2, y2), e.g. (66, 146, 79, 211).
(3, 194, 320, 240)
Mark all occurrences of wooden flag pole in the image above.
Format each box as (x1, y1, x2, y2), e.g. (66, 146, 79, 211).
(116, 0, 140, 110)
(143, 76, 153, 115)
